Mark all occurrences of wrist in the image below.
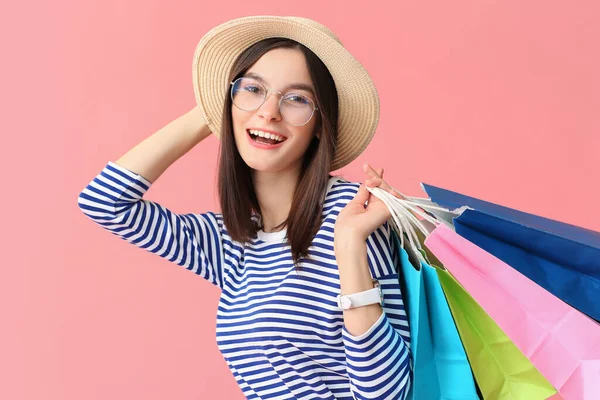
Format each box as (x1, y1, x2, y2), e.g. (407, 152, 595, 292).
(184, 107, 212, 143)
(337, 249, 373, 294)
(334, 233, 365, 256)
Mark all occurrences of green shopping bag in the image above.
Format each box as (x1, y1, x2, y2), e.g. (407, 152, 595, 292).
(429, 251, 558, 399)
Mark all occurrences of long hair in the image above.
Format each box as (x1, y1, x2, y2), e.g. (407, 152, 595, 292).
(217, 38, 339, 270)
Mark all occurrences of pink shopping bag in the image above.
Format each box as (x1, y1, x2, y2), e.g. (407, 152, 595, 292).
(425, 224, 600, 400)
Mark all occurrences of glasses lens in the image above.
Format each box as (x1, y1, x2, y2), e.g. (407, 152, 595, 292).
(281, 94, 316, 126)
(231, 78, 316, 126)
(231, 78, 265, 111)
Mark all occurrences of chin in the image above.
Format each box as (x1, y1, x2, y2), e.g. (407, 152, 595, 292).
(243, 157, 287, 173)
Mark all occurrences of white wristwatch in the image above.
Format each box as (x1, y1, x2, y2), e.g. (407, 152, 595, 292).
(336, 279, 384, 310)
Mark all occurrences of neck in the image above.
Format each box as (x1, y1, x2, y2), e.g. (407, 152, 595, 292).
(252, 165, 302, 232)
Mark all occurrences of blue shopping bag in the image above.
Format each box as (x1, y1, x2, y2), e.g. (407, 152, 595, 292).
(422, 183, 600, 321)
(391, 230, 479, 400)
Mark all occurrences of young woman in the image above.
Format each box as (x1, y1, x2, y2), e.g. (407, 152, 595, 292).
(78, 16, 411, 399)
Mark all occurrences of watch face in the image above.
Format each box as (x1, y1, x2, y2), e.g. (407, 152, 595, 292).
(341, 296, 352, 310)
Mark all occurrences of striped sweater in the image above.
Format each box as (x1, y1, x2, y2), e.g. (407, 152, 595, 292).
(78, 161, 412, 399)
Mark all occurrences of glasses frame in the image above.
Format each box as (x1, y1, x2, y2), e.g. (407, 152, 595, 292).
(230, 77, 319, 127)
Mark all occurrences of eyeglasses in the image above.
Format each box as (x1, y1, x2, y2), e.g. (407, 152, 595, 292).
(230, 77, 318, 127)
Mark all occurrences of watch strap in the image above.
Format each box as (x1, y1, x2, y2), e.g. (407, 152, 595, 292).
(336, 280, 384, 310)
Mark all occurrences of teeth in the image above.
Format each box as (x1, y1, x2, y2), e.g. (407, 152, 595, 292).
(249, 129, 285, 142)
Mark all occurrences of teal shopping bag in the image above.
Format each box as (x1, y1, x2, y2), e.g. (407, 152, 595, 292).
(391, 230, 479, 400)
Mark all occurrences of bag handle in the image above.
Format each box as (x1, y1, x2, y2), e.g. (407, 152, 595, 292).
(366, 185, 466, 264)
(367, 187, 436, 261)
(378, 185, 470, 222)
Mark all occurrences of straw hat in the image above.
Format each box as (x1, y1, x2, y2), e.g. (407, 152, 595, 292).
(192, 15, 379, 171)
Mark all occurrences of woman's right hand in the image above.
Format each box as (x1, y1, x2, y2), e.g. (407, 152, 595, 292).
(113, 105, 213, 184)
(185, 105, 213, 139)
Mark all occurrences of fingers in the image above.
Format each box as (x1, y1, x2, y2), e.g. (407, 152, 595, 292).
(363, 162, 388, 192)
(363, 164, 405, 200)
(350, 184, 370, 206)
(363, 162, 382, 180)
(365, 177, 383, 187)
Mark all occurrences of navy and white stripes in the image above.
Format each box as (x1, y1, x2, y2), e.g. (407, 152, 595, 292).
(78, 161, 412, 399)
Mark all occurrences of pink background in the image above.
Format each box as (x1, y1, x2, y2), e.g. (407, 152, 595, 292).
(3, 1, 599, 399)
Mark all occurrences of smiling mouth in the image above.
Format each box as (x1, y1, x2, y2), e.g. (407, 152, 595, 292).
(247, 129, 287, 145)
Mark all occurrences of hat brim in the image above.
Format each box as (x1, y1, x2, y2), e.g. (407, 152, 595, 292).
(192, 16, 379, 171)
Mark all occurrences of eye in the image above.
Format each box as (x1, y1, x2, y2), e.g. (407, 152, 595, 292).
(284, 93, 311, 105)
(242, 84, 264, 94)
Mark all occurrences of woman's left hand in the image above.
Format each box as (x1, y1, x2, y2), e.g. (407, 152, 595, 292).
(334, 162, 405, 243)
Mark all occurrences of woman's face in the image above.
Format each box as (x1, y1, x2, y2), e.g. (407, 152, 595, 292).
(231, 48, 319, 174)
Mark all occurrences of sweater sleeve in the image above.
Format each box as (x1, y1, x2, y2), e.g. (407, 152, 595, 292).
(77, 161, 228, 289)
(342, 312, 411, 399)
(342, 221, 413, 399)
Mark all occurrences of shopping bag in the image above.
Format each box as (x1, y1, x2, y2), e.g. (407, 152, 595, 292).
(436, 265, 557, 399)
(421, 183, 600, 321)
(416, 230, 557, 399)
(390, 230, 479, 399)
(367, 186, 560, 399)
(425, 224, 600, 400)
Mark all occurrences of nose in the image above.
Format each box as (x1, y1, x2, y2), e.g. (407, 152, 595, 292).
(257, 92, 282, 122)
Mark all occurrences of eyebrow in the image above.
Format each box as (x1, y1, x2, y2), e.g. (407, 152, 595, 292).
(244, 72, 315, 95)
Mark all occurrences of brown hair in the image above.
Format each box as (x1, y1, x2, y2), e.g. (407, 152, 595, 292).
(217, 38, 339, 269)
